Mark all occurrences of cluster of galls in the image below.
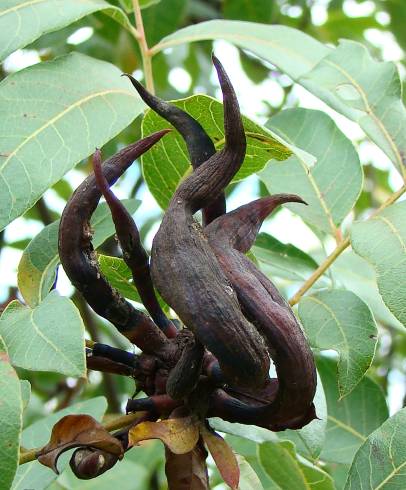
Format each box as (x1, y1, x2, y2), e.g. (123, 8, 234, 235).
(56, 56, 316, 485)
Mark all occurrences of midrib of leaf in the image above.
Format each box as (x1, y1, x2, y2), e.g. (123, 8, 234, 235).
(270, 126, 337, 236)
(0, 0, 45, 17)
(323, 59, 406, 180)
(0, 88, 133, 175)
(29, 309, 80, 374)
(327, 415, 366, 441)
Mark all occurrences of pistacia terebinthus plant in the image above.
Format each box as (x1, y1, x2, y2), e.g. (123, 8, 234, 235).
(44, 55, 316, 488)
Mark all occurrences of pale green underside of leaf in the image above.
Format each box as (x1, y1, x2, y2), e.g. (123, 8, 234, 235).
(18, 199, 140, 308)
(12, 397, 107, 490)
(252, 232, 319, 282)
(351, 201, 406, 328)
(259, 440, 335, 490)
(0, 337, 22, 490)
(153, 20, 406, 177)
(0, 0, 134, 62)
(345, 407, 406, 489)
(0, 291, 86, 377)
(332, 251, 404, 331)
(141, 94, 291, 209)
(0, 52, 144, 231)
(318, 356, 388, 465)
(261, 108, 362, 235)
(299, 289, 377, 398)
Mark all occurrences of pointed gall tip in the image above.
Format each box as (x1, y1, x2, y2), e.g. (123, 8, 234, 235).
(92, 148, 102, 170)
(122, 73, 144, 91)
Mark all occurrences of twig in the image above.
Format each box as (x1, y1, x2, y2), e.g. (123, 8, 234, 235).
(132, 0, 155, 93)
(289, 184, 406, 306)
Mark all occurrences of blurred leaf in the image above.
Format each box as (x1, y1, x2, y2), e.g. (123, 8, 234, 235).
(154, 22, 406, 178)
(201, 425, 239, 490)
(129, 417, 200, 454)
(0, 291, 85, 377)
(261, 108, 362, 235)
(0, 0, 134, 62)
(299, 290, 377, 398)
(58, 459, 149, 489)
(142, 94, 291, 209)
(385, 0, 406, 51)
(20, 379, 31, 410)
(143, 0, 187, 47)
(301, 40, 406, 179)
(18, 199, 139, 308)
(253, 232, 318, 281)
(223, 0, 273, 23)
(237, 455, 264, 490)
(0, 337, 22, 490)
(259, 440, 335, 489)
(0, 53, 144, 231)
(37, 415, 123, 474)
(332, 251, 404, 330)
(317, 12, 381, 43)
(318, 356, 388, 464)
(351, 201, 406, 328)
(344, 407, 406, 489)
(13, 397, 107, 490)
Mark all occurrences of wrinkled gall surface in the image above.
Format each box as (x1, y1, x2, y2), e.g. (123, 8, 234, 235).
(55, 55, 317, 486)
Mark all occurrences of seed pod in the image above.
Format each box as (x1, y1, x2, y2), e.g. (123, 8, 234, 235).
(58, 131, 170, 355)
(149, 55, 269, 389)
(92, 148, 177, 339)
(204, 195, 317, 430)
(124, 73, 224, 225)
(166, 339, 204, 400)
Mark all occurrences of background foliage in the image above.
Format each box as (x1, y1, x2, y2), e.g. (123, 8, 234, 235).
(1, 0, 406, 489)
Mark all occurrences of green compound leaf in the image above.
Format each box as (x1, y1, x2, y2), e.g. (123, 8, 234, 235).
(252, 232, 318, 282)
(259, 440, 334, 490)
(351, 201, 406, 328)
(318, 356, 388, 465)
(141, 94, 291, 209)
(299, 290, 377, 398)
(345, 407, 406, 489)
(0, 0, 134, 62)
(261, 108, 362, 235)
(154, 22, 406, 177)
(0, 337, 22, 490)
(13, 397, 107, 490)
(0, 291, 85, 377)
(301, 40, 406, 179)
(0, 53, 144, 231)
(18, 199, 140, 308)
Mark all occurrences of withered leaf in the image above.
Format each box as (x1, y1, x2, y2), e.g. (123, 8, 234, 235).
(201, 424, 239, 490)
(37, 414, 124, 474)
(165, 439, 209, 490)
(129, 416, 199, 454)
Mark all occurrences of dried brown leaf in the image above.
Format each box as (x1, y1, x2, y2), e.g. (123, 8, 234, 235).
(201, 424, 239, 490)
(129, 416, 199, 454)
(37, 414, 124, 474)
